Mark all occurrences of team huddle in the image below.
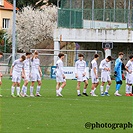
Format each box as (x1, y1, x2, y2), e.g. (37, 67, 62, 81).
(56, 52, 133, 97)
(0, 51, 133, 97)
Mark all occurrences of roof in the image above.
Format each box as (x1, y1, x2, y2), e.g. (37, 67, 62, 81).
(0, 0, 19, 11)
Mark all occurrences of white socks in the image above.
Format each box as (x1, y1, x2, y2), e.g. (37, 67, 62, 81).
(36, 86, 41, 94)
(126, 85, 129, 94)
(100, 86, 103, 94)
(77, 90, 80, 95)
(11, 86, 15, 95)
(30, 86, 34, 95)
(105, 85, 110, 92)
(83, 89, 86, 93)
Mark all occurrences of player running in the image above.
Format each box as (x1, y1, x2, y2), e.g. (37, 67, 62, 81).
(20, 52, 32, 97)
(114, 52, 124, 96)
(125, 55, 133, 96)
(10, 55, 26, 97)
(55, 53, 66, 97)
(90, 54, 99, 96)
(30, 51, 42, 97)
(75, 53, 88, 96)
(0, 52, 3, 97)
(99, 56, 113, 96)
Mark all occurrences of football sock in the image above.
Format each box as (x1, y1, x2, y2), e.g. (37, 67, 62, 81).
(100, 86, 104, 94)
(24, 86, 27, 95)
(116, 84, 121, 91)
(83, 89, 86, 93)
(16, 87, 20, 95)
(11, 86, 15, 95)
(126, 85, 129, 94)
(36, 86, 41, 94)
(105, 85, 110, 92)
(77, 90, 80, 95)
(21, 85, 25, 94)
(59, 87, 62, 93)
(129, 86, 132, 93)
(91, 89, 94, 94)
(30, 86, 34, 95)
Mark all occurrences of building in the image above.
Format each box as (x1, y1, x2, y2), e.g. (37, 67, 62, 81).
(0, 0, 18, 30)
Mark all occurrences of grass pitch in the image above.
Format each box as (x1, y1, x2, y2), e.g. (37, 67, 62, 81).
(0, 78, 133, 133)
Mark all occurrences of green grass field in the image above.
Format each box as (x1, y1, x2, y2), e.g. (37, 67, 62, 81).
(0, 78, 133, 133)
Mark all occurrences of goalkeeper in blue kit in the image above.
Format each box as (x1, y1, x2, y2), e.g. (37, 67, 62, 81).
(114, 52, 124, 96)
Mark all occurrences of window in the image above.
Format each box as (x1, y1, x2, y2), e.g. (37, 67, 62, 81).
(3, 19, 10, 29)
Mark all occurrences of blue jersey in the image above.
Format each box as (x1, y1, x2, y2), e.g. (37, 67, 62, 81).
(114, 58, 122, 81)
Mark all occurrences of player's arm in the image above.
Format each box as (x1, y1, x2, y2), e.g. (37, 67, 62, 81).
(10, 66, 13, 76)
(114, 60, 119, 76)
(93, 67, 98, 79)
(38, 66, 42, 77)
(22, 68, 26, 79)
(99, 61, 108, 71)
(125, 63, 132, 73)
(75, 62, 78, 78)
(83, 62, 86, 77)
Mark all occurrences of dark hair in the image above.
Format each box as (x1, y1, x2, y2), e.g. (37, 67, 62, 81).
(78, 53, 84, 57)
(107, 56, 112, 61)
(0, 52, 3, 55)
(58, 53, 64, 58)
(129, 55, 133, 59)
(94, 54, 99, 58)
(34, 51, 39, 55)
(26, 52, 32, 56)
(21, 55, 26, 61)
(118, 52, 124, 56)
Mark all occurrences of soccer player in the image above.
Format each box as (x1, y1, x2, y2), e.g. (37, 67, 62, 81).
(90, 54, 99, 96)
(114, 52, 124, 96)
(99, 56, 113, 96)
(75, 53, 88, 96)
(0, 52, 3, 97)
(125, 55, 133, 96)
(20, 52, 32, 97)
(30, 51, 42, 97)
(10, 55, 26, 97)
(55, 53, 66, 97)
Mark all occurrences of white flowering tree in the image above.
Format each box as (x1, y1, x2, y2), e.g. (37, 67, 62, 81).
(16, 6, 57, 51)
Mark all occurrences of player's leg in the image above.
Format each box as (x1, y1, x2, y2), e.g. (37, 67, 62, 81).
(77, 81, 81, 96)
(114, 77, 122, 96)
(82, 80, 88, 96)
(58, 80, 66, 96)
(30, 81, 35, 97)
(16, 82, 21, 97)
(11, 75, 17, 97)
(56, 82, 60, 96)
(104, 75, 111, 96)
(36, 80, 42, 97)
(23, 80, 29, 97)
(100, 81, 105, 96)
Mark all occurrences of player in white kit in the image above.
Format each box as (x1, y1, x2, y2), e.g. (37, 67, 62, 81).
(75, 53, 88, 96)
(20, 52, 32, 97)
(30, 51, 42, 97)
(125, 55, 133, 96)
(56, 53, 66, 97)
(99, 56, 113, 96)
(90, 54, 99, 96)
(0, 52, 3, 97)
(10, 55, 26, 97)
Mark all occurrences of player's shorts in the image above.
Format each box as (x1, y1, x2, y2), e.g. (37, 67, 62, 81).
(77, 74, 88, 82)
(24, 72, 30, 81)
(12, 72, 21, 83)
(101, 73, 111, 82)
(91, 76, 99, 83)
(31, 72, 41, 81)
(126, 73, 133, 84)
(56, 74, 66, 83)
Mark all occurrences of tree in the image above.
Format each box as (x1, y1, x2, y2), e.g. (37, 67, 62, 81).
(15, 6, 57, 51)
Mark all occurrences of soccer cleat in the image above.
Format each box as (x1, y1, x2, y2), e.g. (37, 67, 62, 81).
(17, 95, 21, 97)
(82, 93, 88, 96)
(129, 93, 133, 96)
(0, 94, 2, 97)
(30, 94, 35, 97)
(36, 94, 41, 97)
(24, 94, 29, 97)
(91, 93, 98, 96)
(125, 93, 130, 96)
(57, 92, 63, 97)
(101, 93, 105, 96)
(78, 94, 82, 96)
(104, 92, 110, 96)
(20, 92, 24, 97)
(114, 93, 122, 96)
(11, 94, 16, 97)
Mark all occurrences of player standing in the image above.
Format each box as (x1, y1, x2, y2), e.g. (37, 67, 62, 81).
(55, 53, 66, 97)
(10, 55, 26, 97)
(125, 55, 133, 96)
(114, 52, 124, 96)
(99, 56, 113, 96)
(0, 52, 3, 97)
(90, 54, 99, 96)
(20, 52, 32, 97)
(75, 53, 88, 96)
(30, 51, 42, 97)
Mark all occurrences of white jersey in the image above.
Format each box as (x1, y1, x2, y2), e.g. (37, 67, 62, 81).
(31, 58, 40, 73)
(23, 58, 31, 72)
(91, 59, 98, 76)
(75, 60, 86, 74)
(99, 59, 110, 74)
(12, 59, 24, 74)
(56, 59, 64, 75)
(126, 60, 133, 74)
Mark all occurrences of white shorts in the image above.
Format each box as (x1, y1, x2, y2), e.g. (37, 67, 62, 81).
(126, 73, 133, 84)
(91, 71, 99, 83)
(31, 72, 41, 81)
(56, 74, 66, 83)
(12, 73, 21, 83)
(77, 74, 88, 82)
(101, 73, 111, 82)
(25, 72, 30, 81)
